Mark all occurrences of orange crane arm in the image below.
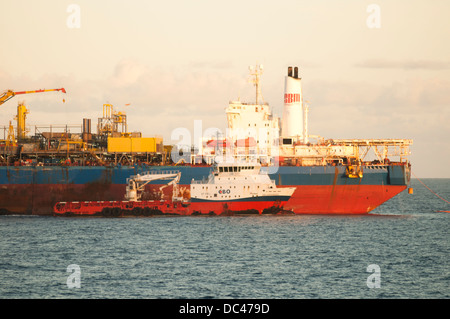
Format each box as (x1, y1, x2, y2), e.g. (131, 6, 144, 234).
(14, 88, 66, 95)
(0, 88, 66, 106)
(0, 90, 15, 105)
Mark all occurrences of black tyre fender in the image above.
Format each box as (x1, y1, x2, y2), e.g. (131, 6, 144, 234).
(132, 207, 143, 216)
(112, 207, 121, 217)
(102, 207, 112, 217)
(143, 207, 151, 216)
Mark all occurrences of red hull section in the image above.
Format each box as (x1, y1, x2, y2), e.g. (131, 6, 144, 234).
(188, 200, 290, 215)
(282, 185, 406, 214)
(53, 199, 291, 217)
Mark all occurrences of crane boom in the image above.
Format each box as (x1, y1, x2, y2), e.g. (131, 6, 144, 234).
(0, 88, 66, 106)
(125, 171, 181, 201)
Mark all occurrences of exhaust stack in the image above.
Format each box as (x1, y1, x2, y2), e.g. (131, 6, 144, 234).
(281, 66, 303, 140)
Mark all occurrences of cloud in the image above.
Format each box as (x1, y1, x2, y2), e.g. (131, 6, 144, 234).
(306, 76, 450, 112)
(355, 59, 450, 70)
(302, 76, 450, 142)
(0, 60, 249, 140)
(2, 61, 449, 145)
(189, 60, 234, 69)
(111, 59, 149, 87)
(367, 78, 450, 114)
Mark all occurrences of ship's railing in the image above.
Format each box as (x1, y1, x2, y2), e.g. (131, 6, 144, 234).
(191, 178, 208, 184)
(228, 101, 269, 106)
(138, 170, 180, 176)
(332, 138, 413, 146)
(126, 170, 181, 184)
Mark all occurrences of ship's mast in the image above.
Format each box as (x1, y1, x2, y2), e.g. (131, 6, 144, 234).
(248, 64, 264, 104)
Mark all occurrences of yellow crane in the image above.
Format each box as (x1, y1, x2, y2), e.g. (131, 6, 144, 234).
(0, 88, 66, 140)
(0, 88, 66, 106)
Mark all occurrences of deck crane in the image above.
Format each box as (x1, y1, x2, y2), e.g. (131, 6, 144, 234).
(0, 88, 66, 106)
(0, 88, 66, 140)
(125, 171, 181, 202)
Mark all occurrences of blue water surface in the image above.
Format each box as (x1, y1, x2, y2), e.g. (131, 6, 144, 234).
(0, 179, 448, 299)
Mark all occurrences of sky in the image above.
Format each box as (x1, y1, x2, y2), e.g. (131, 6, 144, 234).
(0, 0, 449, 178)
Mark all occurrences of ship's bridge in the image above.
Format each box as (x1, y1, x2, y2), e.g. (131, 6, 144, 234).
(213, 162, 261, 175)
(191, 162, 272, 185)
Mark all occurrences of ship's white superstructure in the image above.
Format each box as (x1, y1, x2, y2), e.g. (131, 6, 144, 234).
(191, 65, 411, 168)
(225, 100, 280, 155)
(190, 162, 295, 201)
(225, 64, 280, 159)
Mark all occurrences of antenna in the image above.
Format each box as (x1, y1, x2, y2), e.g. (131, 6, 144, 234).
(248, 64, 264, 104)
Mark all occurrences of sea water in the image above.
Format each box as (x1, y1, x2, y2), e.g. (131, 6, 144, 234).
(0, 179, 448, 299)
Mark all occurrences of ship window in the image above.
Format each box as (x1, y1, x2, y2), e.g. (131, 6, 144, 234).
(214, 194, 217, 197)
(219, 167, 223, 173)
(233, 167, 237, 172)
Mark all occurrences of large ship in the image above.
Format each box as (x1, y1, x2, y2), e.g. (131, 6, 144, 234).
(0, 65, 412, 215)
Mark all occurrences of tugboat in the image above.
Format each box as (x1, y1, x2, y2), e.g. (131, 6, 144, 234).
(188, 162, 296, 215)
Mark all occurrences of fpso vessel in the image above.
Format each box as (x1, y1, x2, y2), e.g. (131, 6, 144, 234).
(0, 65, 412, 216)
